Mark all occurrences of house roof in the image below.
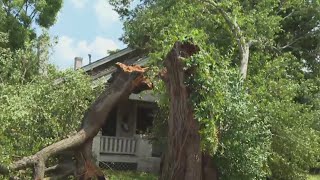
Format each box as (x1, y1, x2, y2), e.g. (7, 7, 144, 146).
(82, 47, 135, 72)
(82, 47, 149, 80)
(82, 47, 155, 102)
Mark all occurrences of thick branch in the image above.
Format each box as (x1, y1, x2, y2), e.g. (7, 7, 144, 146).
(44, 162, 75, 180)
(34, 158, 45, 180)
(204, 0, 251, 79)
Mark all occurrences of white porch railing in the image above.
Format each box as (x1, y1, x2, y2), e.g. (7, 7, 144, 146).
(100, 136, 137, 155)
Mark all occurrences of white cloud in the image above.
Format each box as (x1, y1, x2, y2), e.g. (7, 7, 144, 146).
(71, 0, 89, 9)
(54, 36, 76, 62)
(70, 0, 120, 27)
(52, 35, 119, 69)
(94, 0, 119, 27)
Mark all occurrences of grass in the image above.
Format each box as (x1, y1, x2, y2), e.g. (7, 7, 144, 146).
(104, 170, 158, 180)
(308, 174, 320, 180)
(103, 170, 320, 180)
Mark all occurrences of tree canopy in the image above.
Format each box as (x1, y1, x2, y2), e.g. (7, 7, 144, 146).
(0, 0, 62, 50)
(0, 0, 62, 83)
(111, 0, 320, 179)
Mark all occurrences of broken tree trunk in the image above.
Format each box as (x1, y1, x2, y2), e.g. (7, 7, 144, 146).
(0, 63, 152, 180)
(159, 41, 202, 180)
(159, 41, 218, 180)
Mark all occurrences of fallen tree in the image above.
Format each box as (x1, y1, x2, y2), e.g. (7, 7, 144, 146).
(0, 63, 152, 180)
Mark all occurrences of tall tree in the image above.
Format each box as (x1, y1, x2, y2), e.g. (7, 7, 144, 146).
(111, 0, 320, 179)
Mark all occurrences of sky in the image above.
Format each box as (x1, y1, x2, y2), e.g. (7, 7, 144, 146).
(48, 0, 125, 69)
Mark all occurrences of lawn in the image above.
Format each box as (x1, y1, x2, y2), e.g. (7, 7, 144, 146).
(104, 170, 158, 180)
(103, 170, 320, 180)
(309, 174, 320, 180)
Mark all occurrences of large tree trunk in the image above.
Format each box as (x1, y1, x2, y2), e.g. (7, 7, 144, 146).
(159, 41, 219, 180)
(159, 41, 202, 180)
(202, 153, 218, 180)
(0, 63, 152, 180)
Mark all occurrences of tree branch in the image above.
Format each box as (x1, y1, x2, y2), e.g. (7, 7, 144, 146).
(203, 0, 251, 78)
(280, 30, 319, 50)
(282, 9, 295, 20)
(44, 162, 75, 180)
(14, 0, 28, 18)
(29, 9, 37, 21)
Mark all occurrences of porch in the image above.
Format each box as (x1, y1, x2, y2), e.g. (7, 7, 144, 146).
(90, 95, 161, 173)
(92, 134, 161, 173)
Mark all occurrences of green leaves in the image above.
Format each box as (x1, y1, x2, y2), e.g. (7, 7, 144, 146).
(0, 0, 62, 49)
(248, 51, 320, 179)
(112, 0, 320, 179)
(187, 50, 271, 179)
(0, 35, 102, 168)
(0, 68, 98, 164)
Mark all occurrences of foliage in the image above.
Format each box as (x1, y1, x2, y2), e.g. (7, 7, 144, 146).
(0, 32, 51, 84)
(0, 0, 62, 50)
(0, 33, 101, 171)
(275, 1, 320, 78)
(0, 2, 101, 179)
(188, 48, 271, 179)
(249, 52, 320, 179)
(0, 0, 61, 82)
(111, 0, 320, 179)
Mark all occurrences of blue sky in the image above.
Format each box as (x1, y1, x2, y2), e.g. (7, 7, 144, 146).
(49, 0, 125, 69)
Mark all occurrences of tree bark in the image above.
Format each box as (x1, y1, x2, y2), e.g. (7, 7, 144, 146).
(240, 43, 250, 79)
(160, 41, 203, 180)
(204, 0, 251, 79)
(202, 153, 218, 180)
(0, 63, 152, 180)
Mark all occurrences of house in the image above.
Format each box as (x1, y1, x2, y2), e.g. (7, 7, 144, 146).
(74, 48, 161, 173)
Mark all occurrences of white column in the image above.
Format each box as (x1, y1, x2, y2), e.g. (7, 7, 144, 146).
(134, 134, 152, 157)
(135, 134, 161, 173)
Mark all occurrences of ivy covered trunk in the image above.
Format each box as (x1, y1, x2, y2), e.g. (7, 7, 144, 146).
(160, 41, 219, 180)
(160, 41, 217, 180)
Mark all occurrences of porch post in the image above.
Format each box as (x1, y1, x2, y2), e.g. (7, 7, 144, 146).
(135, 134, 152, 157)
(92, 131, 101, 165)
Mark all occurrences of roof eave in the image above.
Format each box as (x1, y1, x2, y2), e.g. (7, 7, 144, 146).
(81, 47, 136, 72)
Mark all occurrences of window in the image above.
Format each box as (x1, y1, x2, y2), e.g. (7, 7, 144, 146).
(136, 106, 154, 134)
